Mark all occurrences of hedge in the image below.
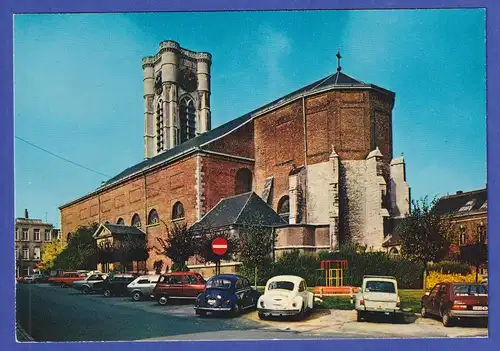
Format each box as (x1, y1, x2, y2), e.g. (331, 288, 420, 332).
(240, 249, 425, 289)
(427, 261, 471, 275)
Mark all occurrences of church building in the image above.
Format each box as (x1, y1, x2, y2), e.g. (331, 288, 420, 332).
(59, 40, 411, 273)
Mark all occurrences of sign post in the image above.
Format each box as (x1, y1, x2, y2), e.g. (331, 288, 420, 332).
(211, 238, 228, 275)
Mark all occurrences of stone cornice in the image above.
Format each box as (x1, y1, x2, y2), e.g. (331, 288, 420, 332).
(142, 40, 212, 68)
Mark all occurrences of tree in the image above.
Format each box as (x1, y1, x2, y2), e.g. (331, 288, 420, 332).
(52, 223, 99, 270)
(399, 197, 454, 287)
(194, 227, 240, 266)
(150, 221, 198, 271)
(459, 243, 487, 282)
(40, 239, 65, 273)
(238, 215, 276, 287)
(113, 234, 149, 273)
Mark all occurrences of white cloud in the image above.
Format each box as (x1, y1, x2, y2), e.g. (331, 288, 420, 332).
(256, 25, 292, 94)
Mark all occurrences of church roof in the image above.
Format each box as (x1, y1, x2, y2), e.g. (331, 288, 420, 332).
(189, 192, 286, 232)
(60, 71, 393, 209)
(433, 188, 487, 217)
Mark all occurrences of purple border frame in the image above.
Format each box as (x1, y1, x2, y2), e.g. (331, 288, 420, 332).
(1, 0, 498, 350)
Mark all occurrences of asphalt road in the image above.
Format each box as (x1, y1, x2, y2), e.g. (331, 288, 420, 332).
(15, 284, 366, 341)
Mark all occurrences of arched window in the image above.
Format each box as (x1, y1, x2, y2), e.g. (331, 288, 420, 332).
(458, 225, 466, 245)
(131, 214, 141, 228)
(179, 96, 196, 143)
(235, 168, 252, 194)
(156, 100, 164, 153)
(117, 218, 125, 225)
(148, 209, 160, 225)
(104, 221, 110, 224)
(277, 195, 290, 221)
(389, 247, 399, 256)
(172, 201, 185, 220)
(67, 233, 72, 242)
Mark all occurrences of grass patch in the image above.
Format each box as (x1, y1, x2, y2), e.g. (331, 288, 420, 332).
(399, 289, 424, 313)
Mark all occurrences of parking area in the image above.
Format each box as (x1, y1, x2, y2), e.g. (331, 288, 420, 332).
(20, 284, 488, 340)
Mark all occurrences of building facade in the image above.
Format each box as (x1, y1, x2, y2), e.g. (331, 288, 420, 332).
(59, 41, 411, 273)
(15, 209, 61, 277)
(383, 188, 487, 262)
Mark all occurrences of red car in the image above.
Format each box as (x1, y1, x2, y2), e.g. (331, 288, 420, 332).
(48, 271, 86, 287)
(421, 282, 488, 327)
(153, 272, 206, 306)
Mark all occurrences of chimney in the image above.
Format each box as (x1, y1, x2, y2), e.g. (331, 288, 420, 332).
(24, 209, 29, 219)
(456, 191, 463, 195)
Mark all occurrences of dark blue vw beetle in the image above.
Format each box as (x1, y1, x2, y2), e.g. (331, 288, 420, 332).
(195, 274, 261, 317)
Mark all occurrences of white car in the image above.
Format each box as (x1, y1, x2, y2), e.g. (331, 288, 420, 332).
(355, 275, 401, 322)
(257, 275, 314, 320)
(127, 274, 160, 301)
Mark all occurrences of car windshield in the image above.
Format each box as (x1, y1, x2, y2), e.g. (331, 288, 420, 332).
(206, 278, 232, 290)
(365, 281, 396, 293)
(453, 284, 488, 296)
(268, 281, 295, 291)
(196, 274, 206, 283)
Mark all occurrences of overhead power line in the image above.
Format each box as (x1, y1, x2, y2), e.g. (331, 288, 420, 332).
(15, 136, 111, 178)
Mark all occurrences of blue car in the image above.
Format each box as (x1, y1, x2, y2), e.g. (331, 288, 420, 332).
(194, 274, 261, 317)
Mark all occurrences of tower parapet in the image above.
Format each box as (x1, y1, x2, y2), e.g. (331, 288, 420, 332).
(142, 41, 212, 159)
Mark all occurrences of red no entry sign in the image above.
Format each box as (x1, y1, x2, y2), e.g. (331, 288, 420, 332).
(212, 237, 228, 256)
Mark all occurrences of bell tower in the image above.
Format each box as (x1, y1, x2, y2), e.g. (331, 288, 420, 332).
(142, 41, 212, 159)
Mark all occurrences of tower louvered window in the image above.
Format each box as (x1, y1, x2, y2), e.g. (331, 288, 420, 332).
(180, 96, 196, 143)
(156, 101, 164, 153)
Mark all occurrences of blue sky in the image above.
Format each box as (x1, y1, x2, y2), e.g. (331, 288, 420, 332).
(14, 10, 486, 227)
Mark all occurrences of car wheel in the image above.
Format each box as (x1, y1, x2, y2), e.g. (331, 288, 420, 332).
(81, 286, 90, 295)
(421, 305, 429, 318)
(357, 310, 364, 322)
(132, 291, 142, 301)
(258, 312, 266, 320)
(196, 309, 207, 317)
(103, 289, 112, 298)
(295, 303, 306, 321)
(158, 295, 168, 306)
(442, 310, 453, 327)
(231, 303, 241, 317)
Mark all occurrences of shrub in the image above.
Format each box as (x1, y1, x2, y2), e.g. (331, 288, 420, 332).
(425, 271, 482, 291)
(428, 261, 471, 275)
(239, 258, 275, 286)
(274, 250, 320, 286)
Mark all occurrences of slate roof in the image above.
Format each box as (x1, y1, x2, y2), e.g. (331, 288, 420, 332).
(60, 70, 394, 209)
(189, 192, 286, 232)
(93, 223, 146, 239)
(433, 188, 487, 217)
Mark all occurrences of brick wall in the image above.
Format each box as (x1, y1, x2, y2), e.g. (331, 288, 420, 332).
(60, 156, 199, 271)
(201, 155, 254, 213)
(204, 121, 254, 159)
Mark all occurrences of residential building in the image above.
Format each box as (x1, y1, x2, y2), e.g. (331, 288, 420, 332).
(15, 209, 59, 277)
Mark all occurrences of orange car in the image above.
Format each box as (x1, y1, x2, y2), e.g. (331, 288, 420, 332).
(48, 271, 86, 287)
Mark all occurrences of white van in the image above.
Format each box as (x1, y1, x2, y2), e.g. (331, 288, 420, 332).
(355, 275, 401, 322)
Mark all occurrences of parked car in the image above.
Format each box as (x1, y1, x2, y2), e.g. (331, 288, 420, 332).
(421, 282, 488, 327)
(355, 275, 401, 322)
(94, 274, 137, 297)
(127, 275, 160, 301)
(194, 274, 260, 317)
(153, 272, 206, 306)
(257, 275, 314, 320)
(48, 271, 87, 287)
(72, 273, 108, 294)
(16, 274, 47, 284)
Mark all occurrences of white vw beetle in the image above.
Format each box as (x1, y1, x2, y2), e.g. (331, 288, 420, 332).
(257, 275, 314, 320)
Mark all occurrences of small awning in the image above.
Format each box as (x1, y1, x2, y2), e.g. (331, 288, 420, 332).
(92, 223, 146, 240)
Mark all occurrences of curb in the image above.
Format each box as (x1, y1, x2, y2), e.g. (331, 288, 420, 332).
(16, 322, 34, 342)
